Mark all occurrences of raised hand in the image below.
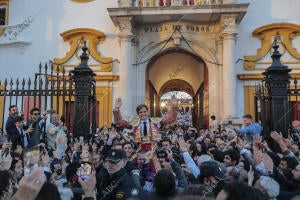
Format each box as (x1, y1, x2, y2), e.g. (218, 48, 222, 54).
(253, 135, 262, 148)
(270, 131, 283, 142)
(248, 165, 254, 186)
(108, 129, 118, 141)
(114, 97, 123, 109)
(78, 171, 96, 199)
(178, 137, 187, 152)
(11, 167, 46, 200)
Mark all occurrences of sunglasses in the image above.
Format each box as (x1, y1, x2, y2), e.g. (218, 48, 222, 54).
(33, 113, 40, 115)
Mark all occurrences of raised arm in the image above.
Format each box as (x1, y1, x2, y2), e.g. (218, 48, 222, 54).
(113, 98, 132, 129)
(161, 95, 178, 126)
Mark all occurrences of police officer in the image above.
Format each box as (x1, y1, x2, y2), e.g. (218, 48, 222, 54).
(98, 149, 137, 200)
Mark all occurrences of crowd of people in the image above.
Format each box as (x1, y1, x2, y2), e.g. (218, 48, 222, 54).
(1, 98, 300, 200)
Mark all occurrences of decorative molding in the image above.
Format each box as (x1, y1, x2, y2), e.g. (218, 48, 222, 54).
(238, 73, 300, 80)
(116, 16, 133, 36)
(0, 16, 33, 45)
(54, 28, 113, 72)
(244, 23, 300, 70)
(117, 0, 131, 7)
(222, 14, 237, 34)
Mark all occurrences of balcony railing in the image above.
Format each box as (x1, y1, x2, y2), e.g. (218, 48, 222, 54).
(132, 0, 223, 7)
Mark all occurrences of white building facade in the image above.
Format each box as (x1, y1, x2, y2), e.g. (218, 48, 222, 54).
(0, 0, 300, 129)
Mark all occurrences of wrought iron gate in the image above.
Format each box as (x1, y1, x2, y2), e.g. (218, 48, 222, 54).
(0, 62, 89, 133)
(254, 74, 300, 137)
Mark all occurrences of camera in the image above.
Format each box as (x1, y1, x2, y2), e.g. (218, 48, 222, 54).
(171, 147, 184, 164)
(156, 147, 170, 162)
(111, 123, 123, 132)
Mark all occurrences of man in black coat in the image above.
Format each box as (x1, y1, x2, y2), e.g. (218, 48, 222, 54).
(5, 105, 20, 148)
(97, 149, 137, 200)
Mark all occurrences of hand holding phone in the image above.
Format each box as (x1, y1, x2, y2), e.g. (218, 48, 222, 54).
(77, 162, 92, 181)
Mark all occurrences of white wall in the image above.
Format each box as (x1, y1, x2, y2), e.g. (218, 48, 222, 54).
(1, 0, 300, 119)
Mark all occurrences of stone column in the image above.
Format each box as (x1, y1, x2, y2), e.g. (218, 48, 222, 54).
(222, 15, 237, 119)
(217, 38, 223, 118)
(116, 17, 134, 117)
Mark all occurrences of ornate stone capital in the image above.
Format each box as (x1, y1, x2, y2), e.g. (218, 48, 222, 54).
(116, 16, 133, 36)
(222, 14, 238, 35)
(117, 0, 132, 7)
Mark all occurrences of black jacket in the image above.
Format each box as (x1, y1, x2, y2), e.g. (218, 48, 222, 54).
(97, 168, 136, 200)
(5, 115, 22, 149)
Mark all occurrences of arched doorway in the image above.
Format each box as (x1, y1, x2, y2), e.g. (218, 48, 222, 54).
(146, 47, 209, 129)
(160, 90, 193, 127)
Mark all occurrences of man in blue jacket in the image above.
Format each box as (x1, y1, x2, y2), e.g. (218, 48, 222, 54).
(229, 114, 263, 149)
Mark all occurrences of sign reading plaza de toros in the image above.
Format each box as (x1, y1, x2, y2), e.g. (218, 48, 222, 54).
(143, 24, 217, 34)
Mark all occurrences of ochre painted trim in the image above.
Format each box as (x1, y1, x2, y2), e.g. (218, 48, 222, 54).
(244, 85, 256, 121)
(95, 75, 119, 82)
(54, 28, 113, 72)
(238, 73, 300, 80)
(0, 0, 9, 36)
(237, 74, 264, 80)
(47, 75, 119, 82)
(244, 23, 300, 70)
(96, 86, 113, 128)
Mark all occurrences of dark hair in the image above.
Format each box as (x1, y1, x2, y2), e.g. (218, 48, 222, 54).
(153, 169, 176, 197)
(211, 115, 216, 120)
(242, 114, 252, 120)
(0, 170, 13, 198)
(136, 104, 148, 114)
(158, 138, 172, 147)
(8, 105, 17, 111)
(209, 149, 224, 163)
(30, 107, 40, 115)
(221, 181, 264, 200)
(65, 162, 81, 187)
(35, 182, 61, 200)
(13, 116, 24, 123)
(281, 156, 298, 170)
(224, 149, 240, 165)
(187, 140, 199, 158)
(239, 159, 250, 171)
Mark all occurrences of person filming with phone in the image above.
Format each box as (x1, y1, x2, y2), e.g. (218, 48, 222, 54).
(27, 108, 46, 148)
